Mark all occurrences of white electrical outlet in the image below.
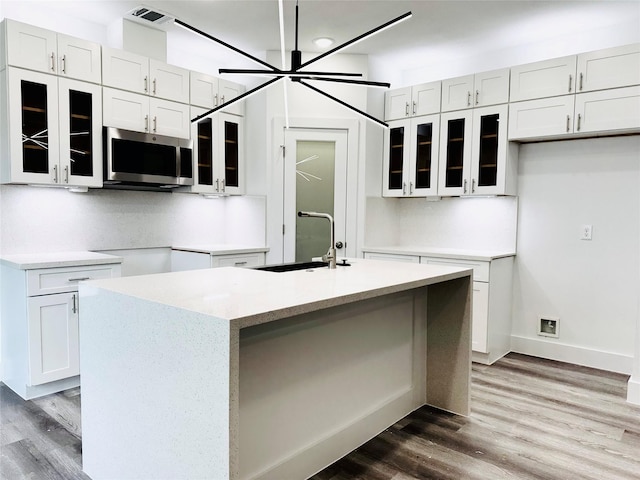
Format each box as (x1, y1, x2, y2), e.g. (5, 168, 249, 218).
(580, 224, 593, 240)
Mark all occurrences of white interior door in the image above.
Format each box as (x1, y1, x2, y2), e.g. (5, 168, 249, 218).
(283, 128, 348, 263)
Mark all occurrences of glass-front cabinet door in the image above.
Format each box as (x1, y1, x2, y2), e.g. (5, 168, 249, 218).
(189, 108, 244, 195)
(382, 119, 410, 197)
(438, 110, 472, 196)
(470, 104, 509, 195)
(409, 115, 440, 196)
(6, 68, 60, 184)
(5, 68, 102, 187)
(383, 115, 440, 198)
(217, 112, 244, 195)
(58, 78, 102, 187)
(438, 105, 511, 196)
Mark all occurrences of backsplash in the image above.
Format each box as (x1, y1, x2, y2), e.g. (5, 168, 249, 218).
(0, 185, 266, 255)
(365, 195, 518, 252)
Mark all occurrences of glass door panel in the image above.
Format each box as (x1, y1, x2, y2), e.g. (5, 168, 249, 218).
(197, 118, 213, 186)
(68, 89, 93, 177)
(477, 113, 499, 187)
(224, 120, 239, 188)
(21, 80, 49, 174)
(444, 118, 465, 188)
(295, 140, 335, 262)
(414, 122, 433, 189)
(387, 126, 405, 191)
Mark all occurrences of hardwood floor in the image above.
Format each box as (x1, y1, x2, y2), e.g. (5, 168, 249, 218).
(1, 353, 639, 479)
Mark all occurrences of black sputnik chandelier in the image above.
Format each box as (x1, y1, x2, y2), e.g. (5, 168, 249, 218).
(174, 1, 412, 128)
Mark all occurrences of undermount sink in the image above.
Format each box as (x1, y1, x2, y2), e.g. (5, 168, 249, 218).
(253, 261, 329, 273)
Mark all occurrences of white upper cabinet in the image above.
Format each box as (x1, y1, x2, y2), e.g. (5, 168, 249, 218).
(574, 86, 640, 134)
(103, 87, 190, 138)
(2, 19, 101, 83)
(186, 107, 245, 195)
(150, 59, 190, 104)
(190, 71, 218, 108)
(439, 104, 516, 196)
(384, 81, 441, 121)
(508, 95, 576, 140)
(576, 43, 640, 92)
(441, 69, 509, 112)
(190, 71, 245, 116)
(2, 68, 102, 187)
(383, 115, 440, 197)
(508, 86, 640, 140)
(101, 47, 149, 94)
(509, 56, 577, 102)
(102, 47, 189, 103)
(218, 79, 246, 116)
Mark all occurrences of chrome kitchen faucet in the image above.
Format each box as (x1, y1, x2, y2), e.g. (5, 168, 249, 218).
(297, 211, 337, 269)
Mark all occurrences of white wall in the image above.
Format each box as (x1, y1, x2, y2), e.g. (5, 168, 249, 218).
(511, 137, 640, 373)
(369, 2, 640, 87)
(0, 185, 266, 255)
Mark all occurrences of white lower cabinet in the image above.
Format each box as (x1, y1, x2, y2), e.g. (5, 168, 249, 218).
(0, 262, 121, 400)
(363, 251, 514, 364)
(27, 292, 79, 385)
(171, 249, 265, 272)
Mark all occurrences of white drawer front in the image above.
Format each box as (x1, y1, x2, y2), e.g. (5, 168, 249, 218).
(27, 264, 121, 296)
(213, 253, 264, 268)
(420, 257, 489, 282)
(363, 252, 420, 263)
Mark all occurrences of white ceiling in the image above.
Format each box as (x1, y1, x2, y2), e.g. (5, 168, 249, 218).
(4, 1, 640, 76)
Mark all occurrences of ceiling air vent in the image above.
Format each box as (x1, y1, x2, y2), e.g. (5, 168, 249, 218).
(125, 5, 174, 26)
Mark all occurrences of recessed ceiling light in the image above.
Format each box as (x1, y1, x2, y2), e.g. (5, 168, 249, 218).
(313, 37, 334, 48)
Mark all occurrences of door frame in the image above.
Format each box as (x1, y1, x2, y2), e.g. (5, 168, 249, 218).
(268, 117, 362, 264)
(283, 128, 348, 263)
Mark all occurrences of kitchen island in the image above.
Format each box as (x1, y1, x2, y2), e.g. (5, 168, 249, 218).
(78, 259, 472, 480)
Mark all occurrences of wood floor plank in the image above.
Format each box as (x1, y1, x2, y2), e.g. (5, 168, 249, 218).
(1, 353, 639, 479)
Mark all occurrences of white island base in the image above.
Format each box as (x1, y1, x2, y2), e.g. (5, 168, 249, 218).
(79, 260, 471, 480)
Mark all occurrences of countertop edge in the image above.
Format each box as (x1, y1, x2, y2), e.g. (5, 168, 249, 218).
(80, 263, 473, 330)
(234, 268, 472, 329)
(362, 246, 516, 261)
(0, 253, 124, 270)
(171, 245, 270, 255)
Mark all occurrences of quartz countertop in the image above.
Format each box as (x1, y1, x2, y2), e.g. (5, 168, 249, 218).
(362, 246, 516, 261)
(80, 258, 471, 329)
(0, 251, 124, 270)
(171, 244, 270, 255)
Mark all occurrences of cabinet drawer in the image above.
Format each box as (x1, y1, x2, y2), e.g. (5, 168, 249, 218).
(27, 264, 120, 296)
(363, 252, 420, 263)
(212, 253, 264, 268)
(419, 257, 489, 282)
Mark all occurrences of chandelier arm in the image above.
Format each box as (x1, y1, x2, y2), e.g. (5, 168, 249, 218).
(298, 11, 412, 70)
(301, 76, 391, 88)
(174, 18, 281, 72)
(190, 77, 283, 122)
(219, 69, 363, 78)
(297, 80, 388, 128)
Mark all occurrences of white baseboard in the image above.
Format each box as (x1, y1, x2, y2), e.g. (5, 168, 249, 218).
(510, 335, 633, 375)
(627, 375, 640, 405)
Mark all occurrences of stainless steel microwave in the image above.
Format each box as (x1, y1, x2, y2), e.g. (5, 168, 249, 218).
(103, 127, 193, 189)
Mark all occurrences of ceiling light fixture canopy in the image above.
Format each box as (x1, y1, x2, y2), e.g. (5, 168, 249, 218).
(174, 2, 412, 127)
(313, 37, 334, 49)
